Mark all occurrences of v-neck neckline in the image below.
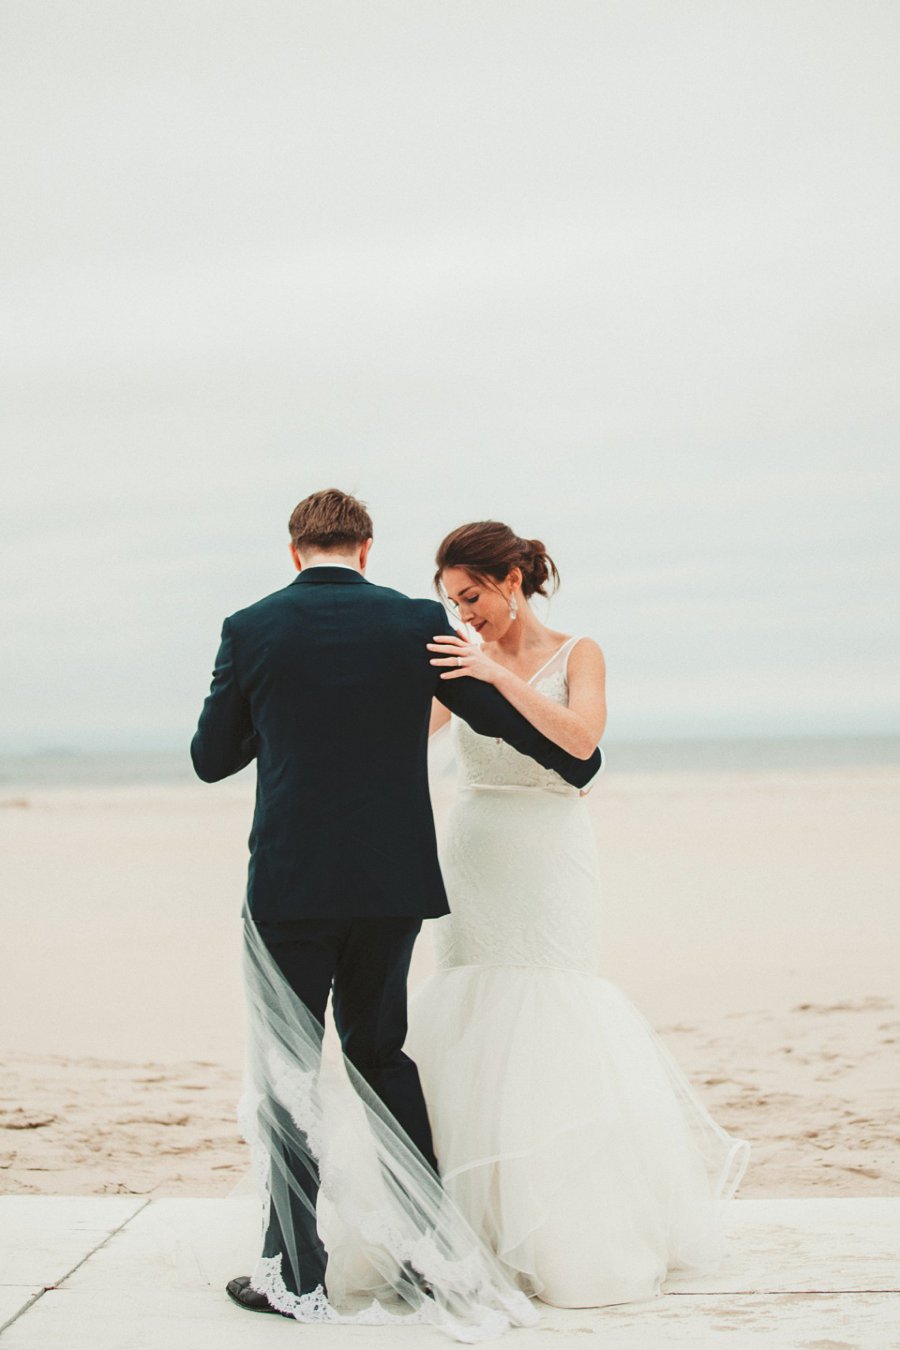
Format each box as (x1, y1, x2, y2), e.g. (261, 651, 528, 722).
(485, 637, 575, 687)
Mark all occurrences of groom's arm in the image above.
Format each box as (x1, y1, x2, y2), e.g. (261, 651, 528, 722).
(428, 607, 602, 790)
(190, 618, 258, 783)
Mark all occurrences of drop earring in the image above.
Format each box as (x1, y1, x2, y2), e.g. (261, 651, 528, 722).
(508, 590, 519, 620)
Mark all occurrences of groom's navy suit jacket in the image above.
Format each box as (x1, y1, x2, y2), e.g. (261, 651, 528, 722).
(191, 566, 602, 922)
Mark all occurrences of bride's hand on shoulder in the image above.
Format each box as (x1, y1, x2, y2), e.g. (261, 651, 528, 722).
(427, 631, 503, 684)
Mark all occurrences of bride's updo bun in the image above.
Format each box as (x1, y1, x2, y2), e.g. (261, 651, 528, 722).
(434, 521, 560, 600)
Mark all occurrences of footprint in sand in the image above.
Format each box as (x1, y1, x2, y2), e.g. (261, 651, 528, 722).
(0, 1112, 57, 1130)
(116, 1113, 190, 1127)
(793, 997, 893, 1014)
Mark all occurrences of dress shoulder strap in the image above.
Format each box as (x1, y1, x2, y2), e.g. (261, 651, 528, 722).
(561, 635, 582, 675)
(531, 635, 582, 687)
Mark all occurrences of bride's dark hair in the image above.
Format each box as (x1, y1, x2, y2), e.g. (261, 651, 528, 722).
(434, 521, 560, 600)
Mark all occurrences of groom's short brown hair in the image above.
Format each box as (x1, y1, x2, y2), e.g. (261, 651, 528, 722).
(288, 488, 373, 553)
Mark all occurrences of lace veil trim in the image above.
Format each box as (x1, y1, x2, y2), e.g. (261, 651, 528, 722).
(238, 910, 539, 1342)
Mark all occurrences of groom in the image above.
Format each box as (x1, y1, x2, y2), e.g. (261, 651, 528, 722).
(191, 488, 602, 1315)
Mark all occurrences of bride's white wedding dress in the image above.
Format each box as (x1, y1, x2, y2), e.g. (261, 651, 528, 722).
(406, 636, 750, 1309)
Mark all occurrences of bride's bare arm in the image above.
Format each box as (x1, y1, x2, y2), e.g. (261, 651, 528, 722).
(429, 636, 605, 759)
(493, 641, 605, 758)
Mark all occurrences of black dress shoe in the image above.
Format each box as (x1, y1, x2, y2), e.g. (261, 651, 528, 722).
(399, 1262, 435, 1300)
(226, 1275, 294, 1317)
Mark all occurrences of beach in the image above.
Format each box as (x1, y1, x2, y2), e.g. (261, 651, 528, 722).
(2, 754, 898, 1201)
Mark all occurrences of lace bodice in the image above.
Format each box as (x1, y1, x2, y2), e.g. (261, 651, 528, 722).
(433, 633, 603, 972)
(452, 636, 581, 793)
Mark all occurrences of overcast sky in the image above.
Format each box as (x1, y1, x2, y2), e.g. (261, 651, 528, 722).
(2, 0, 898, 750)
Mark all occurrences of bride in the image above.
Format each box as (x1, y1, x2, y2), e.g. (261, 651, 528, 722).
(406, 519, 750, 1308)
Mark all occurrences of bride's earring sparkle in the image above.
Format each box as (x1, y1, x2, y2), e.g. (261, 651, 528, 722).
(508, 591, 518, 620)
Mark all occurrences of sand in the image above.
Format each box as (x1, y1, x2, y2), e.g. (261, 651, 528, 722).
(1, 765, 898, 1199)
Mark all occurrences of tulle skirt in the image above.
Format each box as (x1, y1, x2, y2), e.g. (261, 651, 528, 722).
(406, 787, 750, 1308)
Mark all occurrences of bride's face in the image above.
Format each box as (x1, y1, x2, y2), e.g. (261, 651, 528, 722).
(442, 566, 514, 641)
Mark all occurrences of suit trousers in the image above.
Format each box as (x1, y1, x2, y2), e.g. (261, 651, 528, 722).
(252, 915, 439, 1296)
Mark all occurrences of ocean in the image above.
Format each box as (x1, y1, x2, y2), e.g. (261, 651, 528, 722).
(2, 736, 898, 790)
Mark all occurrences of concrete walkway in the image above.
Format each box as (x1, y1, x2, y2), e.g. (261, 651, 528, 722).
(1, 1197, 898, 1347)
